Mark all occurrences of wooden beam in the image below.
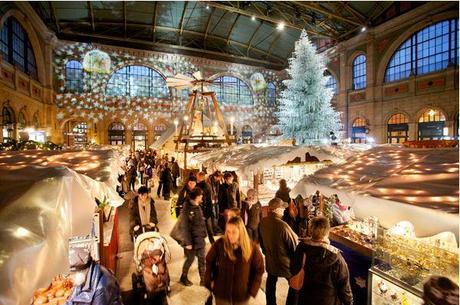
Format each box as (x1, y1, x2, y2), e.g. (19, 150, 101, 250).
(123, 1, 127, 37)
(152, 1, 158, 42)
(205, 1, 333, 38)
(178, 1, 188, 45)
(247, 20, 264, 56)
(88, 1, 95, 32)
(342, 2, 367, 24)
(203, 6, 215, 48)
(294, 1, 362, 26)
(226, 14, 240, 45)
(49, 2, 60, 34)
(59, 29, 286, 67)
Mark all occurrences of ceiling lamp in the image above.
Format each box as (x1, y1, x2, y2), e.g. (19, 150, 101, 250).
(251, 15, 256, 21)
(361, 26, 367, 32)
(277, 22, 285, 30)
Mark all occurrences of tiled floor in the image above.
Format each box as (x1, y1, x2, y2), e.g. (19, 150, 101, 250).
(116, 190, 288, 305)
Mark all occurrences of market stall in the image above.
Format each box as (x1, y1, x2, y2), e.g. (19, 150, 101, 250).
(0, 149, 124, 305)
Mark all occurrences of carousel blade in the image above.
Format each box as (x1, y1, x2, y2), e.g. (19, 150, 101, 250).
(192, 71, 202, 80)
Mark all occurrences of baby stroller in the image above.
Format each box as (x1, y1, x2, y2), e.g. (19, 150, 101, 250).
(132, 230, 171, 305)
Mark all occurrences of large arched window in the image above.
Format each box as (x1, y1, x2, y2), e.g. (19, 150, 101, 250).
(324, 71, 338, 94)
(352, 117, 367, 143)
(106, 65, 169, 98)
(108, 122, 126, 145)
(132, 122, 147, 150)
(0, 17, 37, 80)
(385, 19, 459, 82)
(387, 113, 409, 143)
(352, 55, 366, 90)
(2, 106, 15, 142)
(211, 75, 253, 105)
(418, 109, 447, 140)
(65, 60, 84, 93)
(266, 82, 276, 106)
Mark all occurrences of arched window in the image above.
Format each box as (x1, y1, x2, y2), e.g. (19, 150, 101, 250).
(73, 122, 88, 145)
(2, 106, 15, 142)
(0, 17, 37, 80)
(32, 112, 39, 128)
(385, 19, 459, 82)
(18, 111, 26, 130)
(65, 60, 84, 93)
(352, 55, 366, 90)
(106, 65, 169, 98)
(241, 125, 253, 143)
(352, 117, 367, 143)
(108, 122, 126, 145)
(133, 122, 147, 150)
(387, 113, 409, 143)
(324, 71, 338, 94)
(211, 75, 253, 105)
(266, 83, 276, 106)
(418, 109, 446, 140)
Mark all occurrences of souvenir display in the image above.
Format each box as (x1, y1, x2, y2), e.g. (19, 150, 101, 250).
(330, 218, 379, 252)
(31, 275, 73, 305)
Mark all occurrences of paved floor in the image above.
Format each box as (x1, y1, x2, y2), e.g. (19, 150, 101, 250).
(116, 190, 289, 305)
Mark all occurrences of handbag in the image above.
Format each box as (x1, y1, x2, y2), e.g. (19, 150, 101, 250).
(289, 254, 306, 291)
(170, 213, 187, 246)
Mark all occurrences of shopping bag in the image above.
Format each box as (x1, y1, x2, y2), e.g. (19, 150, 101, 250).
(170, 213, 187, 246)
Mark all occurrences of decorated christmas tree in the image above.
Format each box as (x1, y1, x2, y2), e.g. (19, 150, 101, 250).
(278, 30, 341, 144)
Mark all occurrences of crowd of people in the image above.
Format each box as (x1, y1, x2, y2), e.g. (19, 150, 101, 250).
(64, 148, 459, 305)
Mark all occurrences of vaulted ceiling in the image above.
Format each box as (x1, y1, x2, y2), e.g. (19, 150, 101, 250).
(30, 1, 426, 70)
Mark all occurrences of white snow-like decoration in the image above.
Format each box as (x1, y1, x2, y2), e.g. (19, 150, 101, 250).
(0, 149, 124, 305)
(189, 144, 364, 191)
(292, 146, 459, 239)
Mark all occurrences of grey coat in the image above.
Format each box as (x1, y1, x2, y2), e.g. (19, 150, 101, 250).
(258, 213, 298, 278)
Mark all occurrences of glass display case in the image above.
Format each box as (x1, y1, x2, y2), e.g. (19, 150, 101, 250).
(368, 224, 458, 305)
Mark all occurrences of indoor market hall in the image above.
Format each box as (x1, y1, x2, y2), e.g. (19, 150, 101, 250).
(0, 2, 458, 305)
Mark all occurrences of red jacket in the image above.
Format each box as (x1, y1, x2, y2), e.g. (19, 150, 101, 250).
(205, 238, 264, 302)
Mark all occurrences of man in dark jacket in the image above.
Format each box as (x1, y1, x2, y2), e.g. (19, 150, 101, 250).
(66, 247, 123, 305)
(170, 157, 180, 190)
(160, 163, 173, 200)
(176, 175, 197, 217)
(259, 198, 298, 305)
(180, 188, 207, 287)
(196, 171, 215, 244)
(290, 216, 353, 305)
(217, 172, 238, 230)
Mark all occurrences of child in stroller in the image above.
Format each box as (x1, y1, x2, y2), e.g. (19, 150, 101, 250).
(132, 230, 171, 305)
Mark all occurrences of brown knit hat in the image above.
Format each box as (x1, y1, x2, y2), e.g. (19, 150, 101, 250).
(423, 276, 459, 305)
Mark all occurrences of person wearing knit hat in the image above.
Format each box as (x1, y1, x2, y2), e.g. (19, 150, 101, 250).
(423, 275, 459, 305)
(66, 247, 123, 305)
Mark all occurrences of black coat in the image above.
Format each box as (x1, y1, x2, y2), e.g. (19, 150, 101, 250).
(129, 197, 158, 235)
(181, 199, 207, 249)
(218, 182, 238, 211)
(241, 200, 262, 230)
(160, 168, 173, 195)
(197, 181, 213, 218)
(290, 239, 353, 305)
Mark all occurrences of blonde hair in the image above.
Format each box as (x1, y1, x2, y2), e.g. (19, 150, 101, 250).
(224, 216, 252, 262)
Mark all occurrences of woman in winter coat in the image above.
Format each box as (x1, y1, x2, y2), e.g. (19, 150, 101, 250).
(205, 216, 264, 305)
(290, 216, 353, 305)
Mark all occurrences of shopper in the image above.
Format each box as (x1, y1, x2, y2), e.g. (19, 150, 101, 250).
(283, 199, 300, 234)
(127, 160, 137, 191)
(241, 188, 262, 242)
(209, 171, 223, 231)
(196, 171, 215, 244)
(259, 198, 298, 305)
(205, 216, 264, 305)
(179, 188, 207, 286)
(423, 275, 459, 305)
(290, 216, 353, 305)
(176, 175, 197, 217)
(275, 179, 291, 204)
(130, 186, 158, 237)
(171, 157, 180, 191)
(138, 158, 146, 186)
(66, 247, 123, 305)
(160, 163, 173, 200)
(217, 172, 237, 230)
